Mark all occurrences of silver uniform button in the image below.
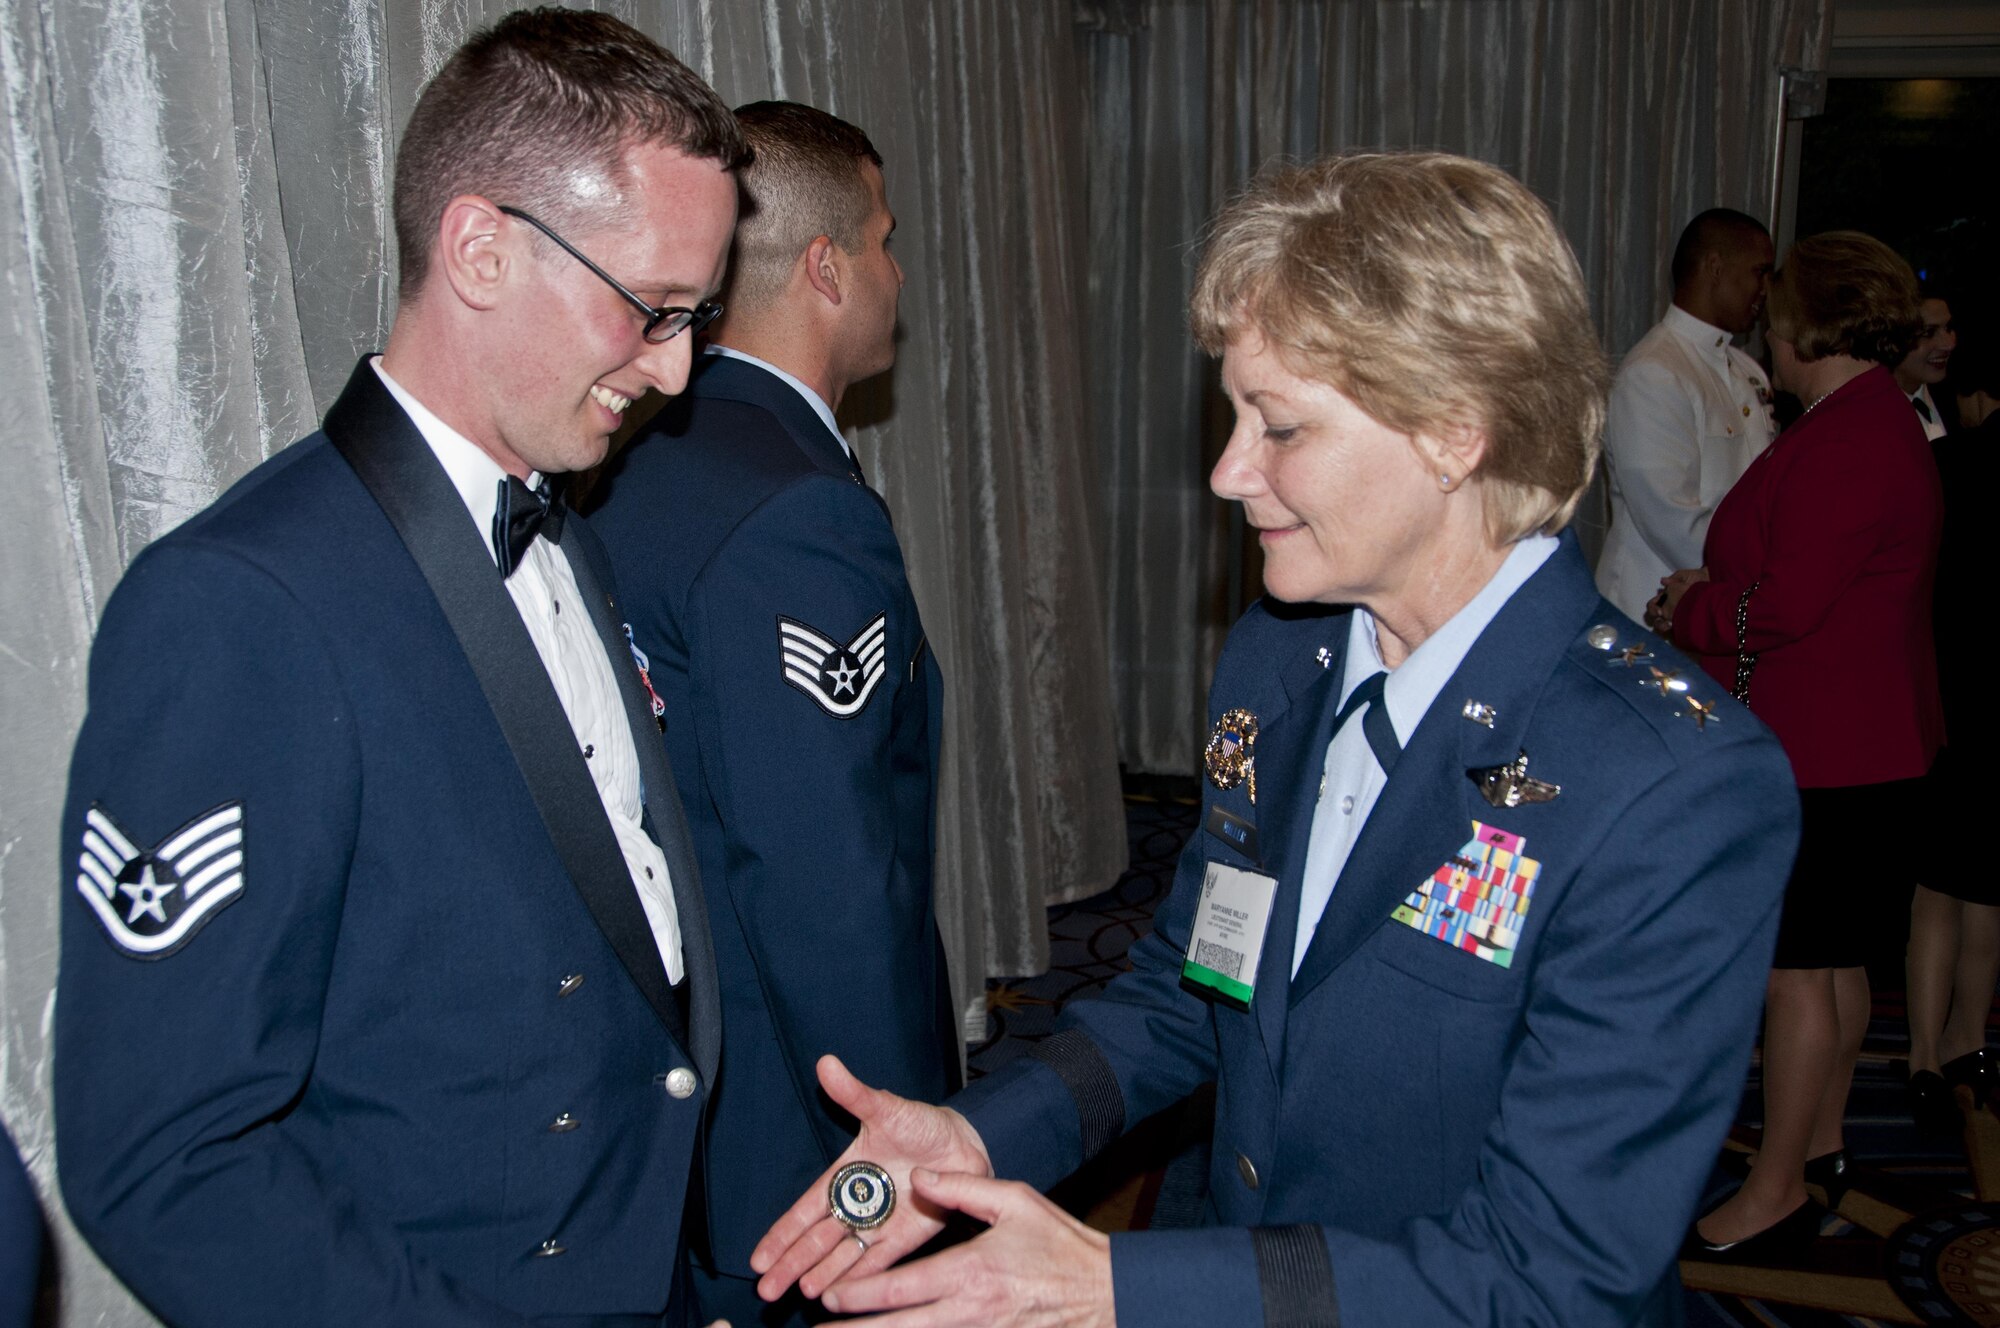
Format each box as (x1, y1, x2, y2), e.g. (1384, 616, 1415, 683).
(664, 1067, 698, 1099)
(1236, 1152, 1260, 1190)
(1585, 624, 1618, 651)
(557, 973, 584, 997)
(549, 1112, 579, 1133)
(534, 1239, 566, 1257)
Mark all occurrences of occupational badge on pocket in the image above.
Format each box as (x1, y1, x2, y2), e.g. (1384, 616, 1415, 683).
(1204, 708, 1258, 804)
(1390, 821, 1541, 968)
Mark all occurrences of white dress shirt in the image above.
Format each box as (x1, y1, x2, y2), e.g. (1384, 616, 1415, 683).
(705, 344, 851, 457)
(1911, 385, 1948, 442)
(371, 359, 685, 982)
(1292, 535, 1558, 975)
(1596, 306, 1775, 621)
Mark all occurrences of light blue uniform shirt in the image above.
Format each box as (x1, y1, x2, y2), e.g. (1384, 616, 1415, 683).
(1291, 534, 1559, 975)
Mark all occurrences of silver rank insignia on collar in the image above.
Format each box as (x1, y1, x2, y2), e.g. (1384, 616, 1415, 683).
(1467, 750, 1561, 808)
(1462, 699, 1497, 728)
(1204, 707, 1259, 804)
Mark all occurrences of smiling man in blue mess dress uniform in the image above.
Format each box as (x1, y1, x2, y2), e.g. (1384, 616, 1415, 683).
(54, 12, 747, 1324)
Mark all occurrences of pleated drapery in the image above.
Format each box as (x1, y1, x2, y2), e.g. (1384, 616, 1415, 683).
(1090, 0, 1832, 775)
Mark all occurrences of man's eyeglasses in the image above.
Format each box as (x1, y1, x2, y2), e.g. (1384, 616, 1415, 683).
(498, 206, 721, 344)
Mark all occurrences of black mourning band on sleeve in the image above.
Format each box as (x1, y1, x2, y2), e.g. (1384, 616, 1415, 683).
(1252, 1224, 1338, 1328)
(1025, 1028, 1125, 1159)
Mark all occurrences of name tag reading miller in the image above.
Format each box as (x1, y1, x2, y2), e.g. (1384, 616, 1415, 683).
(1180, 862, 1278, 1010)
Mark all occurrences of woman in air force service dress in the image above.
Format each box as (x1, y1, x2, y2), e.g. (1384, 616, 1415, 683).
(747, 152, 1803, 1328)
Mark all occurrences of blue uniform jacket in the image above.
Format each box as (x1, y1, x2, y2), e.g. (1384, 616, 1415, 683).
(589, 353, 960, 1280)
(954, 535, 1798, 1326)
(0, 1122, 38, 1326)
(56, 362, 720, 1326)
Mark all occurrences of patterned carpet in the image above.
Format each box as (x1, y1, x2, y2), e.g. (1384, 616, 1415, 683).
(971, 783, 2000, 1326)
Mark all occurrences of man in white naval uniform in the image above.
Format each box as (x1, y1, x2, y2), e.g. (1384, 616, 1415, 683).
(1597, 208, 1776, 621)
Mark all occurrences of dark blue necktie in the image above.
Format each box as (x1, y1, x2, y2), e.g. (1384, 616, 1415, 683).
(1333, 671, 1401, 775)
(493, 475, 566, 579)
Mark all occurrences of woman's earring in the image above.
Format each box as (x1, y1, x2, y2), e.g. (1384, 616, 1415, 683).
(1439, 473, 1454, 490)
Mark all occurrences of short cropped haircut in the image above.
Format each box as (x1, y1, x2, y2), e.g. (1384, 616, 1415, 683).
(393, 8, 750, 300)
(1190, 152, 1608, 544)
(726, 101, 884, 312)
(1670, 208, 1770, 292)
(1765, 231, 1923, 366)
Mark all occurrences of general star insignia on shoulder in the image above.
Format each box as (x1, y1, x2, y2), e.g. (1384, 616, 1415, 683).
(1642, 666, 1688, 697)
(1205, 708, 1258, 805)
(1677, 696, 1721, 730)
(76, 802, 246, 958)
(778, 613, 888, 718)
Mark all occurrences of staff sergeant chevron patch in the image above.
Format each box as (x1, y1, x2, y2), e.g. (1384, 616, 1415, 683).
(779, 613, 888, 718)
(76, 802, 246, 958)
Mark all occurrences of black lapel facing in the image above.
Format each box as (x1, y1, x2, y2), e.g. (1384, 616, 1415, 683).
(321, 361, 690, 1050)
(563, 523, 720, 1083)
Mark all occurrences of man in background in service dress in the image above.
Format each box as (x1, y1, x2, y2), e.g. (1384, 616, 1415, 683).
(55, 11, 744, 1323)
(591, 100, 960, 1328)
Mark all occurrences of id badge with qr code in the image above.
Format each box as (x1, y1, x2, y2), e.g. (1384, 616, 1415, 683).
(1180, 862, 1278, 1010)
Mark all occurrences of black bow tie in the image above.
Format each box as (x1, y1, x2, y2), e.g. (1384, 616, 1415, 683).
(1912, 392, 1936, 425)
(492, 475, 566, 578)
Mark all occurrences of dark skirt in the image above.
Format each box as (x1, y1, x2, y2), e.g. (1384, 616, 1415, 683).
(1774, 776, 1927, 969)
(1916, 745, 1988, 905)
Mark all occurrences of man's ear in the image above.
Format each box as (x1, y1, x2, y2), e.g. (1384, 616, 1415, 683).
(1700, 247, 1727, 290)
(435, 196, 509, 311)
(803, 235, 844, 305)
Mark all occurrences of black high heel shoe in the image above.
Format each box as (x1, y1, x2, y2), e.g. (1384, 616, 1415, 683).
(1942, 1047, 2000, 1112)
(1803, 1148, 1851, 1209)
(1909, 1068, 1963, 1136)
(1681, 1196, 1823, 1263)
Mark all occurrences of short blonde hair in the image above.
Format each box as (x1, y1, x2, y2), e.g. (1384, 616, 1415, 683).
(1190, 153, 1608, 543)
(1766, 231, 1922, 366)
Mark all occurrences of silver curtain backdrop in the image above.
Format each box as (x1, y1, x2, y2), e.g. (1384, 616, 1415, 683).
(1091, 0, 1832, 774)
(0, 0, 1826, 1322)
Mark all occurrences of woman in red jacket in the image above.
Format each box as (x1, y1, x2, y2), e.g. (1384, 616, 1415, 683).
(1652, 230, 1938, 1256)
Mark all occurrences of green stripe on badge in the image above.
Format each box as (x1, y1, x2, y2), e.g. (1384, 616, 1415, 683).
(1182, 963, 1253, 1005)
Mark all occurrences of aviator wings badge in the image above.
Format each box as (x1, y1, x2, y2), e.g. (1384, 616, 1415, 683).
(1467, 750, 1561, 809)
(779, 613, 889, 718)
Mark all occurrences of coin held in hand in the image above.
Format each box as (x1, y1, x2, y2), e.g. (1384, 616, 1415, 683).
(829, 1161, 895, 1231)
